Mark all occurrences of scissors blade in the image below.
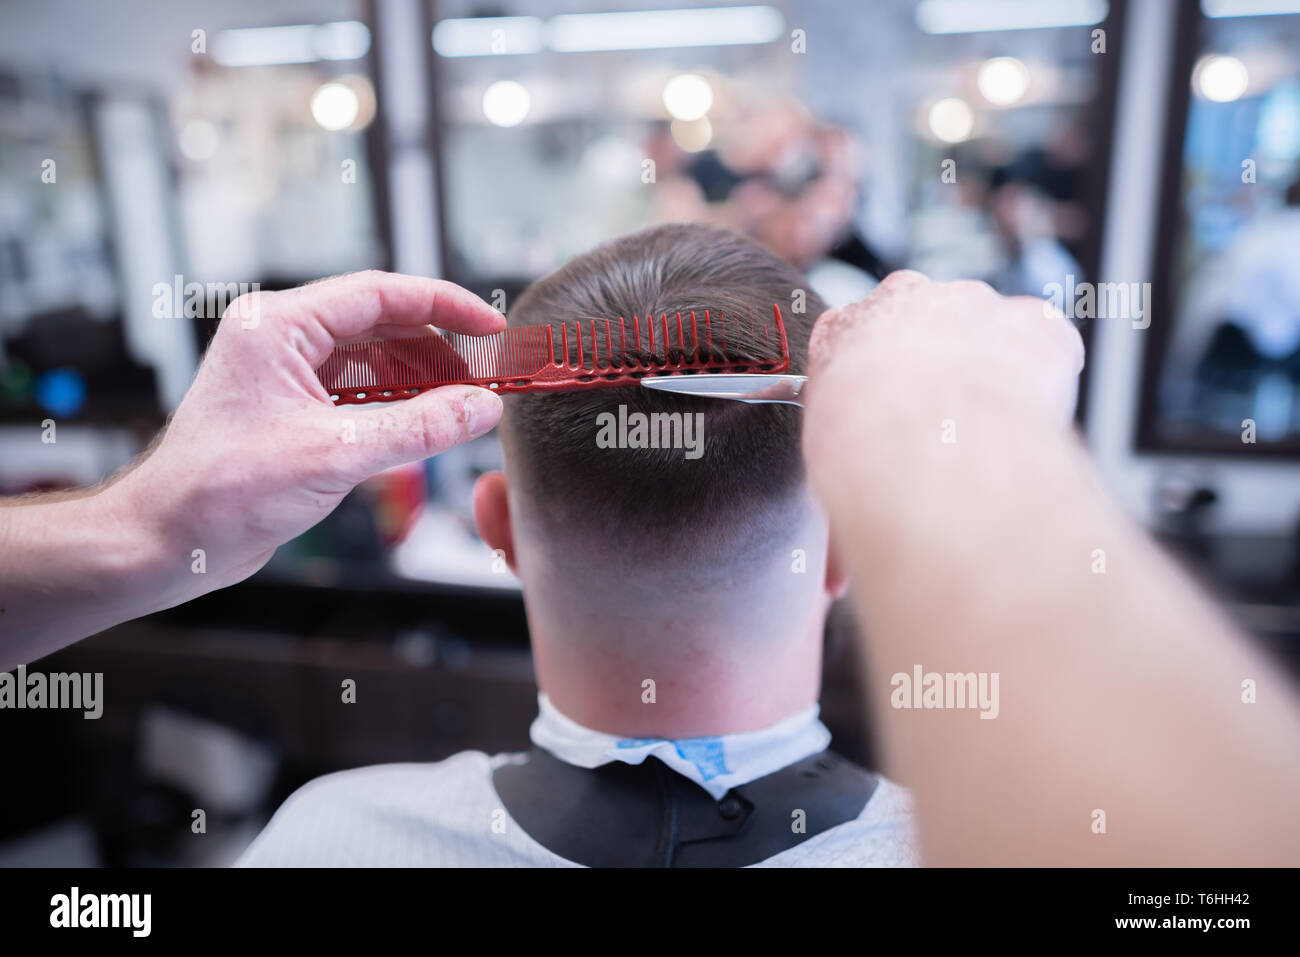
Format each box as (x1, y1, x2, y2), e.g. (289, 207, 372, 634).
(640, 374, 807, 407)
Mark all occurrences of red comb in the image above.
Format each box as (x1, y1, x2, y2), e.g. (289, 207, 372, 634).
(317, 305, 790, 405)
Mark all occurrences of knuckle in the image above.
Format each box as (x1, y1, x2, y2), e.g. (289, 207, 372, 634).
(219, 290, 269, 332)
(1060, 323, 1086, 369)
(221, 290, 261, 319)
(1039, 298, 1068, 321)
(948, 278, 995, 297)
(878, 269, 927, 292)
(374, 407, 406, 443)
(810, 305, 842, 332)
(416, 394, 469, 450)
(1009, 294, 1062, 322)
(808, 307, 847, 351)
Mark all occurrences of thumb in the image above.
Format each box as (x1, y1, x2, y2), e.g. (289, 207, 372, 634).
(332, 385, 503, 479)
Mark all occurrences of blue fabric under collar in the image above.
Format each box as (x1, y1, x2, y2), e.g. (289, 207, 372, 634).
(529, 693, 831, 800)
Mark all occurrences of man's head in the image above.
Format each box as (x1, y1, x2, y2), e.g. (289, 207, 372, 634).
(472, 223, 846, 734)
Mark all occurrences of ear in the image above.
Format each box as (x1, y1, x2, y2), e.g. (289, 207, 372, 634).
(472, 471, 517, 573)
(825, 534, 849, 600)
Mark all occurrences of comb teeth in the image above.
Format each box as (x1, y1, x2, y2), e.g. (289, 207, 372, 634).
(317, 305, 790, 405)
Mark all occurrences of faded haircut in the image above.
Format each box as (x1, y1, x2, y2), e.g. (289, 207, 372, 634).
(499, 222, 827, 557)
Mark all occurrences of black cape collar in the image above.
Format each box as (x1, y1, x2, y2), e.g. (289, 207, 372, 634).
(492, 746, 878, 867)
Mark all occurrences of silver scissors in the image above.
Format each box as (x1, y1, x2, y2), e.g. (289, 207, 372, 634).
(640, 374, 807, 407)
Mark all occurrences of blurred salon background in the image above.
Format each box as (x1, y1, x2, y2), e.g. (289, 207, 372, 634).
(2, 0, 1300, 865)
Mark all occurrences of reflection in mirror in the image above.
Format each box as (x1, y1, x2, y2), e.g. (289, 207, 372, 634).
(1149, 2, 1300, 452)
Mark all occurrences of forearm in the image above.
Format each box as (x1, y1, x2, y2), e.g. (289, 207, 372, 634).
(818, 385, 1300, 865)
(0, 477, 191, 669)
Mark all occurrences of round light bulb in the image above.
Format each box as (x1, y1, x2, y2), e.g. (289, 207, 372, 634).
(311, 82, 360, 131)
(928, 97, 975, 143)
(662, 74, 714, 122)
(978, 57, 1030, 107)
(482, 80, 531, 127)
(1195, 55, 1249, 103)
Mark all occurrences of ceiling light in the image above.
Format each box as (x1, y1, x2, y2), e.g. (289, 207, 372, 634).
(482, 80, 531, 127)
(1194, 54, 1250, 102)
(311, 82, 360, 131)
(212, 21, 370, 67)
(916, 0, 1107, 34)
(662, 74, 714, 121)
(978, 57, 1031, 106)
(928, 97, 975, 142)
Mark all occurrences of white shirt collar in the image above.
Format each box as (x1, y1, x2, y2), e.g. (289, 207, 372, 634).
(529, 693, 831, 800)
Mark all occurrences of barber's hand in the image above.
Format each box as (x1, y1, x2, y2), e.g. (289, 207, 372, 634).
(801, 270, 1084, 510)
(112, 270, 505, 595)
(804, 269, 1083, 431)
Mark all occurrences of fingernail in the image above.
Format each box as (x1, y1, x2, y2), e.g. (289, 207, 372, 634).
(462, 388, 503, 438)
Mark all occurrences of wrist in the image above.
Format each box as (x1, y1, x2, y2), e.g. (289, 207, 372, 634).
(95, 470, 200, 616)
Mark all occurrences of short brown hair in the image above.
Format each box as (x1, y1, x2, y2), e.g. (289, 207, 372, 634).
(500, 222, 827, 558)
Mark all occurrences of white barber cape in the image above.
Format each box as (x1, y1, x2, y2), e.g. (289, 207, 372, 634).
(237, 696, 918, 867)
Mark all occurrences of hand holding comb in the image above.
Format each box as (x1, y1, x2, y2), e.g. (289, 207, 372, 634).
(316, 306, 790, 405)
